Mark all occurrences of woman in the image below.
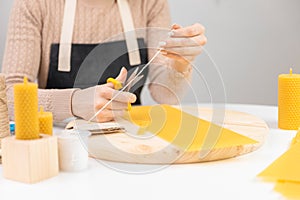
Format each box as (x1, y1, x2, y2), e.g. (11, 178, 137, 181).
(2, 0, 207, 122)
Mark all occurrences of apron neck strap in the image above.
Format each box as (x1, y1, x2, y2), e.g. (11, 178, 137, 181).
(58, 0, 141, 72)
(58, 0, 77, 72)
(117, 0, 141, 66)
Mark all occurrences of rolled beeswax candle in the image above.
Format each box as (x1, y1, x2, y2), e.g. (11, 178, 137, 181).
(14, 77, 39, 139)
(38, 106, 53, 135)
(278, 68, 300, 130)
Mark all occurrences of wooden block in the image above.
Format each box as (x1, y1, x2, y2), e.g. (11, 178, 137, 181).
(2, 134, 59, 184)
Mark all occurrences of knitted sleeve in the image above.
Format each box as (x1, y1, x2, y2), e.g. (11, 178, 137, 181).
(1, 0, 77, 122)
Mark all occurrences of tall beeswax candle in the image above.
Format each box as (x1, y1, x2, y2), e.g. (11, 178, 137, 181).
(14, 77, 39, 139)
(38, 106, 53, 135)
(278, 68, 300, 130)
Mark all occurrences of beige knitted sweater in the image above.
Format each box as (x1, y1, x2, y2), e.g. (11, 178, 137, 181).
(2, 0, 191, 121)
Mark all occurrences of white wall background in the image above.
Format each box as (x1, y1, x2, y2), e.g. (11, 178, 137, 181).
(0, 0, 13, 65)
(1, 0, 300, 105)
(168, 0, 300, 106)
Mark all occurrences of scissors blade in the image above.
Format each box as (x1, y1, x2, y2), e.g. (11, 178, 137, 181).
(126, 67, 139, 83)
(124, 67, 139, 91)
(126, 74, 144, 92)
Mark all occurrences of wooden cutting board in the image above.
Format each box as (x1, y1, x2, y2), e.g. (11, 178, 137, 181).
(88, 107, 269, 164)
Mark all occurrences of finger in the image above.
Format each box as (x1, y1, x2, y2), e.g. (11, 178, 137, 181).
(115, 67, 127, 83)
(159, 35, 207, 48)
(105, 68, 127, 89)
(95, 99, 128, 110)
(169, 23, 205, 37)
(96, 116, 113, 123)
(95, 109, 113, 122)
(112, 90, 137, 103)
(96, 109, 125, 122)
(110, 101, 128, 110)
(171, 23, 182, 30)
(100, 86, 136, 103)
(161, 52, 195, 63)
(106, 82, 114, 88)
(161, 46, 202, 56)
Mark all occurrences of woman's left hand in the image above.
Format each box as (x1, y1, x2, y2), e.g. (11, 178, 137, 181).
(159, 23, 207, 72)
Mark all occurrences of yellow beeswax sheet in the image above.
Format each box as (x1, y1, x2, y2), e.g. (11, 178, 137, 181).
(258, 142, 300, 182)
(127, 105, 257, 152)
(275, 181, 300, 199)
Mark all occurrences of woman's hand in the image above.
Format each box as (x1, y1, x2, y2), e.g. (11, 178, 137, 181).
(159, 23, 207, 73)
(71, 67, 136, 122)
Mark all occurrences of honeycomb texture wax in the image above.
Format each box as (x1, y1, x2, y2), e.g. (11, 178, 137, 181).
(14, 77, 39, 139)
(278, 69, 300, 130)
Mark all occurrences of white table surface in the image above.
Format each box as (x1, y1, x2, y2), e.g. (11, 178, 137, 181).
(0, 104, 296, 200)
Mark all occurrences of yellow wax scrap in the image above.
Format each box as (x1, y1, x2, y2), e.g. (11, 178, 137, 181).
(258, 142, 300, 182)
(291, 129, 300, 146)
(38, 106, 53, 135)
(275, 181, 300, 199)
(128, 105, 257, 152)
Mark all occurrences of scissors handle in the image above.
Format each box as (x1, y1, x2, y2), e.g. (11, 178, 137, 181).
(106, 77, 131, 111)
(107, 78, 123, 90)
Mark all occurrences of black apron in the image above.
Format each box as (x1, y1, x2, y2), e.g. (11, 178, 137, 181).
(46, 38, 148, 105)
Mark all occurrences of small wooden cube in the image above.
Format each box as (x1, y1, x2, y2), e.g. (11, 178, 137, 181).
(2, 134, 59, 184)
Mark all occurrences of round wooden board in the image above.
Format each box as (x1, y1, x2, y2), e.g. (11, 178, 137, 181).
(88, 107, 269, 164)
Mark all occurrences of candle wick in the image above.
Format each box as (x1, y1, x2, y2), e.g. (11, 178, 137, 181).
(290, 68, 293, 75)
(40, 106, 44, 113)
(24, 76, 28, 84)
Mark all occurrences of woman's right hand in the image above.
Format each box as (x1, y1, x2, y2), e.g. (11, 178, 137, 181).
(71, 67, 136, 122)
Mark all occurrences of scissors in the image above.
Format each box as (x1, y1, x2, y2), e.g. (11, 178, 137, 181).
(106, 67, 144, 110)
(88, 49, 161, 122)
